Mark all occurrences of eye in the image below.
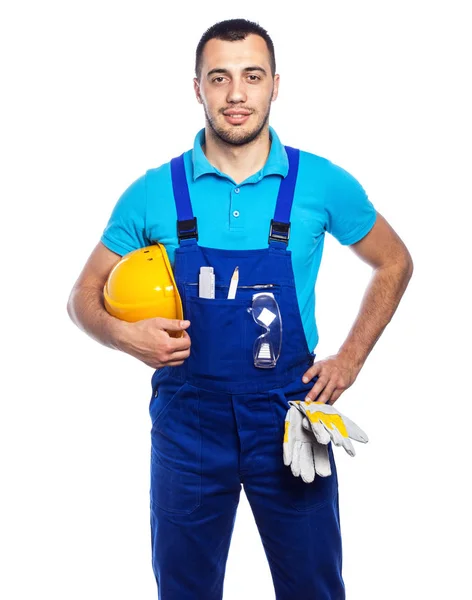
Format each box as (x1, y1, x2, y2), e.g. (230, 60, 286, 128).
(212, 77, 226, 83)
(248, 75, 261, 82)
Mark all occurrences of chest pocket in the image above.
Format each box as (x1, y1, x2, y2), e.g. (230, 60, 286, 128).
(182, 282, 281, 383)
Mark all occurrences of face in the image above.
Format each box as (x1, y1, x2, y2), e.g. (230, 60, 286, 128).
(194, 34, 280, 146)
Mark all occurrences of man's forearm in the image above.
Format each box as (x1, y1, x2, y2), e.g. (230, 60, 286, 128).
(338, 258, 413, 369)
(67, 285, 129, 351)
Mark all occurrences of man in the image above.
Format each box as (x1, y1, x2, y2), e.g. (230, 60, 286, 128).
(67, 18, 413, 600)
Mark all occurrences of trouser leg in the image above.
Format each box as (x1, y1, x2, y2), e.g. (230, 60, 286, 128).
(236, 387, 345, 600)
(150, 381, 241, 600)
(244, 449, 344, 599)
(150, 491, 240, 600)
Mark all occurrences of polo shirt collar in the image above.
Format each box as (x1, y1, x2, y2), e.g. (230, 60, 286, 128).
(191, 126, 289, 181)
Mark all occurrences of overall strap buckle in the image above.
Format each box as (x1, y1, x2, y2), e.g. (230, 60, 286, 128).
(177, 218, 198, 241)
(269, 219, 290, 244)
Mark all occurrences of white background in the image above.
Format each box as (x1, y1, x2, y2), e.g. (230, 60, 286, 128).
(1, 1, 471, 598)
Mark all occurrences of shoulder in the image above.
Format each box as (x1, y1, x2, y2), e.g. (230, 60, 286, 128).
(144, 159, 171, 185)
(297, 148, 353, 184)
(144, 148, 193, 186)
(292, 149, 376, 244)
(287, 145, 339, 190)
(294, 147, 367, 201)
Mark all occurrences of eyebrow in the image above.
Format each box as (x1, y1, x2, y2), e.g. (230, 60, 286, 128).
(206, 66, 268, 78)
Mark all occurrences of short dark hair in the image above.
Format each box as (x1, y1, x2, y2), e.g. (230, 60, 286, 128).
(195, 18, 276, 80)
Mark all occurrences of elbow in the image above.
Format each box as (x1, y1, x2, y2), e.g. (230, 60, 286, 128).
(394, 248, 414, 291)
(66, 288, 78, 325)
(381, 247, 414, 287)
(403, 249, 414, 282)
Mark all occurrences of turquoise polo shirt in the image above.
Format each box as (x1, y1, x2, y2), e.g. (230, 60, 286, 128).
(101, 126, 377, 351)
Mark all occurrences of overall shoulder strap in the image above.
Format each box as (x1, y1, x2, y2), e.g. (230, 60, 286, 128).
(269, 146, 300, 246)
(170, 153, 198, 243)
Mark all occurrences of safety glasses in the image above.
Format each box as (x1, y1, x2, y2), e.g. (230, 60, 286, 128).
(247, 292, 282, 368)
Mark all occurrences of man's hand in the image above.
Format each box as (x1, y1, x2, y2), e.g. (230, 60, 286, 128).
(119, 318, 191, 369)
(66, 243, 192, 369)
(301, 354, 361, 405)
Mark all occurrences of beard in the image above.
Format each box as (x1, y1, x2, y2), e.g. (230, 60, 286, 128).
(203, 102, 271, 147)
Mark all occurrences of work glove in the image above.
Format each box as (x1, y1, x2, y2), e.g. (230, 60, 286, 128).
(283, 403, 332, 483)
(289, 400, 368, 457)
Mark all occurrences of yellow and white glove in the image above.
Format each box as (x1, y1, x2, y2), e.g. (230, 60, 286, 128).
(283, 404, 332, 482)
(289, 400, 369, 457)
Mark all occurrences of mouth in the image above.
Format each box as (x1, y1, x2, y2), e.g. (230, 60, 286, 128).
(223, 111, 252, 125)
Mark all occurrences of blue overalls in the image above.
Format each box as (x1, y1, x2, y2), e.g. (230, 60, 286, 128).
(149, 147, 345, 599)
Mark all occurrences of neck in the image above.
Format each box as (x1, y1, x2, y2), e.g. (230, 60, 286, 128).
(202, 125, 271, 184)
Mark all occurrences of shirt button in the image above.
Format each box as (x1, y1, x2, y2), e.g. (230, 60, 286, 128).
(233, 210, 240, 218)
(234, 188, 240, 193)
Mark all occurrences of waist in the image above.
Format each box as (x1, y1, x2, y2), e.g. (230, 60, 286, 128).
(156, 353, 315, 394)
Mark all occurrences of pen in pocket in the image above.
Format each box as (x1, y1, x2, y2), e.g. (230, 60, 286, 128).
(227, 267, 239, 299)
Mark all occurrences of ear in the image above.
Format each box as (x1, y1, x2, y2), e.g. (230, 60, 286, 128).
(271, 74, 280, 102)
(193, 78, 203, 104)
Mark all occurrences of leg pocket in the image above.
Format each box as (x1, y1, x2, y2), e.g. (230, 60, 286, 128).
(270, 386, 339, 512)
(151, 451, 201, 515)
(150, 383, 202, 514)
(149, 376, 186, 430)
(287, 444, 338, 512)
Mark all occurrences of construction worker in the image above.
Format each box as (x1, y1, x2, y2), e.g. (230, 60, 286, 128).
(67, 18, 413, 600)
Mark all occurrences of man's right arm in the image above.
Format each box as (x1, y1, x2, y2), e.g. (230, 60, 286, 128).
(66, 241, 191, 369)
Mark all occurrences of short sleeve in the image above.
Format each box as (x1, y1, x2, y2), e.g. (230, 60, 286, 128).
(325, 163, 377, 245)
(100, 174, 148, 256)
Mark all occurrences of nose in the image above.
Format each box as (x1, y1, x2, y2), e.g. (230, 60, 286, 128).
(226, 79, 247, 104)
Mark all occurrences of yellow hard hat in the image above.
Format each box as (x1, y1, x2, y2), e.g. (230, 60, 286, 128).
(103, 244, 184, 322)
